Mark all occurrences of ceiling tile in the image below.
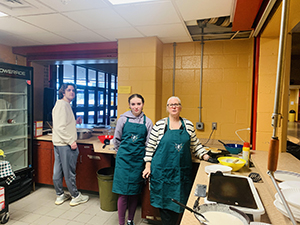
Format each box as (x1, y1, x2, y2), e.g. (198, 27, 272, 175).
(0, 17, 48, 34)
(137, 23, 189, 39)
(94, 27, 144, 41)
(174, 0, 234, 21)
(113, 1, 181, 26)
(57, 30, 109, 43)
(63, 8, 131, 29)
(40, 0, 109, 12)
(20, 32, 73, 45)
(19, 13, 87, 32)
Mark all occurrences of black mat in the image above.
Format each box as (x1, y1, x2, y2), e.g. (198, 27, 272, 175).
(287, 140, 300, 160)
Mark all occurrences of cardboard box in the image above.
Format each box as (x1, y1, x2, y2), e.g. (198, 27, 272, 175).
(34, 121, 43, 137)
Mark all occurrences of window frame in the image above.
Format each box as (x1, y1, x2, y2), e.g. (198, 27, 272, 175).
(53, 64, 117, 125)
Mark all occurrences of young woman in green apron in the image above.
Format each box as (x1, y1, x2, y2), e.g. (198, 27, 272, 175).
(112, 94, 153, 225)
(143, 96, 210, 225)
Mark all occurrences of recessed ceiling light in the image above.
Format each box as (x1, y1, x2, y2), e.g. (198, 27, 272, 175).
(0, 12, 8, 17)
(108, 0, 157, 5)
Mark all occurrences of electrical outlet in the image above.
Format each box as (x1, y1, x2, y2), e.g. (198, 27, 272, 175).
(196, 122, 204, 130)
(212, 122, 217, 130)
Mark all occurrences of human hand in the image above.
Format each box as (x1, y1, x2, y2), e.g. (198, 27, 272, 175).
(202, 154, 210, 161)
(142, 167, 151, 179)
(76, 117, 82, 124)
(70, 142, 77, 150)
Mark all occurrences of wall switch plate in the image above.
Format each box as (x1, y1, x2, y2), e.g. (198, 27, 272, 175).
(196, 122, 204, 130)
(212, 122, 217, 130)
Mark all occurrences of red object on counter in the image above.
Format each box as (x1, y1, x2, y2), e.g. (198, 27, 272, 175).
(98, 135, 114, 144)
(243, 142, 250, 147)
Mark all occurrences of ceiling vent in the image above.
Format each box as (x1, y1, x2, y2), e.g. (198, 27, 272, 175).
(186, 16, 252, 42)
(0, 0, 33, 9)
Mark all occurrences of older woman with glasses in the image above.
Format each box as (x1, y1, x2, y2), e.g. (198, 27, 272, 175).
(142, 96, 210, 225)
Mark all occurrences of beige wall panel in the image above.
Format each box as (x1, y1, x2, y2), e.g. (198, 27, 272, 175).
(0, 44, 26, 65)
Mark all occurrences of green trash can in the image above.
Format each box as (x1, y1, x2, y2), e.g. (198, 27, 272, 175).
(97, 167, 118, 211)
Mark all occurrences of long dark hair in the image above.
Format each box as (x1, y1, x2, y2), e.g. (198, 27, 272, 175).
(58, 83, 76, 99)
(128, 93, 145, 104)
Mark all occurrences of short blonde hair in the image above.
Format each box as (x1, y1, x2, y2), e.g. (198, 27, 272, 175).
(166, 96, 181, 111)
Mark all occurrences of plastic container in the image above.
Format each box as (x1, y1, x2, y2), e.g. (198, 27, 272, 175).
(242, 142, 250, 167)
(97, 167, 118, 211)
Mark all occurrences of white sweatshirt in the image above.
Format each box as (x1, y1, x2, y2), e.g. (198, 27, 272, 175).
(52, 99, 77, 146)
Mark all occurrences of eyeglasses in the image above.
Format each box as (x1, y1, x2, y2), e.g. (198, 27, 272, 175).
(167, 103, 181, 108)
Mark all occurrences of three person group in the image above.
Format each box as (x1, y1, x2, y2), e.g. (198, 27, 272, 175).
(52, 83, 210, 225)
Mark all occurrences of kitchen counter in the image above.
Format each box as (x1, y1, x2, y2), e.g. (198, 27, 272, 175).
(181, 150, 300, 225)
(35, 133, 116, 155)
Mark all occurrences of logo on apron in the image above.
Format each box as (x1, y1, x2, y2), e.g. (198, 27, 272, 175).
(131, 134, 139, 142)
(175, 143, 183, 152)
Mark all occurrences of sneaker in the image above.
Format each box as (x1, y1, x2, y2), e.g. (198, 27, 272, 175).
(70, 192, 89, 206)
(55, 193, 71, 205)
(127, 221, 135, 225)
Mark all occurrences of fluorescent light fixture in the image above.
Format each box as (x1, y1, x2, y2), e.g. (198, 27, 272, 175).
(0, 12, 8, 17)
(108, 0, 157, 5)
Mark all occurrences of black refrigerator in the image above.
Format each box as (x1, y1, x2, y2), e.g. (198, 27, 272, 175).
(0, 62, 34, 203)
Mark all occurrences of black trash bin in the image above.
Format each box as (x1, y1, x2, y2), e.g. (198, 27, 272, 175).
(97, 167, 118, 211)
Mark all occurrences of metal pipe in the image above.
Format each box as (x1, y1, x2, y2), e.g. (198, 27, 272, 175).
(267, 0, 297, 224)
(173, 42, 176, 96)
(199, 28, 204, 122)
(272, 0, 289, 138)
(268, 171, 297, 224)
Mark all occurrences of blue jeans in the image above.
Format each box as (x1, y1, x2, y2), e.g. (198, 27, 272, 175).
(53, 145, 79, 198)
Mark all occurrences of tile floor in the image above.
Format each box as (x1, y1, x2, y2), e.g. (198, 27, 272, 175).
(7, 185, 160, 225)
(287, 121, 300, 144)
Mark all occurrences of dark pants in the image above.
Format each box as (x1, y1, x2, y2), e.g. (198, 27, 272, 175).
(159, 208, 181, 225)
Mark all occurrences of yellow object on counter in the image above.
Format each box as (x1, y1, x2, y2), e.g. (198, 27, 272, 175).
(218, 156, 246, 172)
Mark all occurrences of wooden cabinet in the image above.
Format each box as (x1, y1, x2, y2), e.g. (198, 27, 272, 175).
(33, 140, 54, 185)
(77, 144, 112, 192)
(33, 140, 112, 192)
(141, 179, 161, 221)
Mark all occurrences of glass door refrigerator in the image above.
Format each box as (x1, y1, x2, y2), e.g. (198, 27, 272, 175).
(0, 62, 33, 202)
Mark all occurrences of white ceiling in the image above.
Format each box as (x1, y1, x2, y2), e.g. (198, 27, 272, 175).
(0, 0, 235, 47)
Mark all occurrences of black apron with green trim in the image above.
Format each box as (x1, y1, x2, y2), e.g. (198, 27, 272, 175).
(112, 115, 147, 195)
(150, 118, 193, 213)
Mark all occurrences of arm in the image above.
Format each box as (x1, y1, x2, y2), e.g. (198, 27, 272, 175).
(143, 119, 165, 178)
(112, 117, 126, 152)
(145, 117, 153, 144)
(185, 119, 210, 160)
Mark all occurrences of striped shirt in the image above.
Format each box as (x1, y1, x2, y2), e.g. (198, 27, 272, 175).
(144, 117, 207, 162)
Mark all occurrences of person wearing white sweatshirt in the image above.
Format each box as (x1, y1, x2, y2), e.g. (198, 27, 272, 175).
(52, 83, 88, 206)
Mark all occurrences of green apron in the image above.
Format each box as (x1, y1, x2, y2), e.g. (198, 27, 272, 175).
(150, 118, 192, 213)
(112, 115, 147, 195)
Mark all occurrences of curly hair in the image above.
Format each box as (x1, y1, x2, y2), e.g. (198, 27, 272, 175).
(58, 83, 76, 99)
